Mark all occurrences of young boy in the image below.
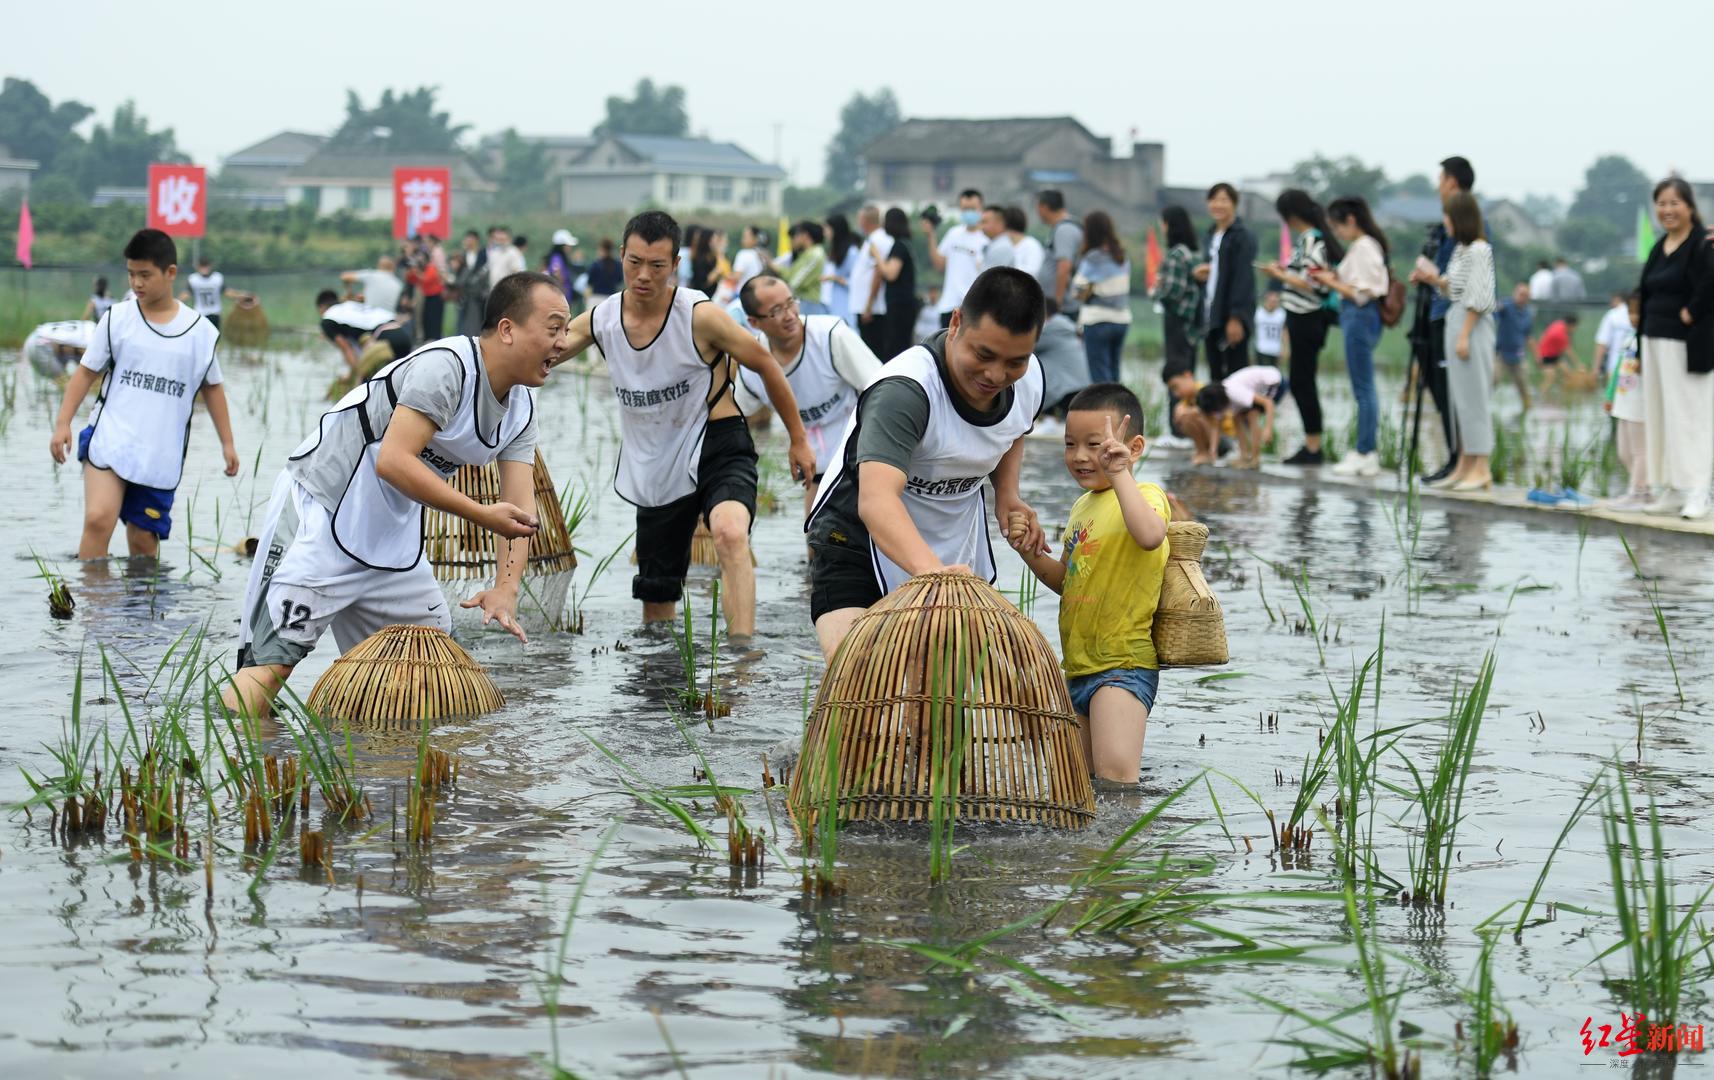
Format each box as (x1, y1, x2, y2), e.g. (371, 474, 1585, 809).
(1252, 289, 1288, 367)
(1162, 363, 1235, 465)
(49, 229, 238, 560)
(1605, 293, 1647, 510)
(1195, 365, 1286, 469)
(1012, 382, 1169, 784)
(180, 256, 251, 331)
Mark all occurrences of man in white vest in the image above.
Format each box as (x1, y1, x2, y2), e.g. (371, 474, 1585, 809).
(733, 274, 883, 514)
(554, 211, 817, 640)
(222, 272, 567, 718)
(806, 267, 1049, 661)
(49, 228, 239, 560)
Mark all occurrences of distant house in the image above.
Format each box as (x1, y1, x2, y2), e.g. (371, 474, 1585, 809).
(475, 133, 597, 197)
(1483, 198, 1553, 250)
(559, 134, 784, 216)
(284, 149, 496, 223)
(220, 131, 327, 205)
(860, 117, 1164, 230)
(0, 142, 39, 196)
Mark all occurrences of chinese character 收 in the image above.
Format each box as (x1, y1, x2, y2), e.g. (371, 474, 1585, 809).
(156, 174, 200, 226)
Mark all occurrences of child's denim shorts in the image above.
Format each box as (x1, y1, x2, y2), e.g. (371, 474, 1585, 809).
(1067, 667, 1160, 717)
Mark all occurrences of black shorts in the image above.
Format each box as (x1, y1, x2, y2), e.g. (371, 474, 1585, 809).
(378, 326, 414, 359)
(633, 416, 759, 603)
(205, 313, 222, 331)
(808, 535, 881, 624)
(1541, 353, 1563, 366)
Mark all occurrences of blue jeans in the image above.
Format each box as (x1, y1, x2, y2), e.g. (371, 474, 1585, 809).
(1340, 300, 1381, 454)
(1082, 321, 1127, 385)
(1067, 667, 1160, 717)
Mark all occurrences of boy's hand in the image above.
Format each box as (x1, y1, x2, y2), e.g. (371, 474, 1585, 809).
(483, 502, 538, 539)
(995, 494, 1049, 556)
(788, 439, 817, 486)
(50, 424, 73, 465)
(1098, 414, 1134, 476)
(222, 443, 240, 476)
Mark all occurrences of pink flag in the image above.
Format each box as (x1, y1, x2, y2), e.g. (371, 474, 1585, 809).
(1279, 222, 1291, 267)
(15, 199, 33, 270)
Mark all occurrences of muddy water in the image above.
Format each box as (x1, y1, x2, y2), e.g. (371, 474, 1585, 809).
(1, 339, 1709, 1079)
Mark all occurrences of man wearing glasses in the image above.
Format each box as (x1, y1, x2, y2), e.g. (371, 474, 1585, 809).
(734, 275, 884, 513)
(555, 212, 816, 641)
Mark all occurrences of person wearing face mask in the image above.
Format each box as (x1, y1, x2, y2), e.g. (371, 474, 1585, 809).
(922, 189, 990, 329)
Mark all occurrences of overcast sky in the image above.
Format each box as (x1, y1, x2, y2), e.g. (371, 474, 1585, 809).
(8, 0, 1708, 206)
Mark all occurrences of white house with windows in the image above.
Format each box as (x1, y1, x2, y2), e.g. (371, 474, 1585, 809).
(283, 150, 495, 222)
(558, 134, 784, 217)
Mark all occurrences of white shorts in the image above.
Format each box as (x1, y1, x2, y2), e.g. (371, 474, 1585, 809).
(238, 472, 449, 669)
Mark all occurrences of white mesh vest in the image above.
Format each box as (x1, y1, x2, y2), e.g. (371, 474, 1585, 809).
(84, 300, 220, 490)
(594, 288, 722, 507)
(287, 335, 534, 571)
(810, 339, 1042, 593)
(738, 314, 857, 475)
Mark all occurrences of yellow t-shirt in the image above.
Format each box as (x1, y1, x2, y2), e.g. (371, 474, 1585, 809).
(1059, 480, 1171, 677)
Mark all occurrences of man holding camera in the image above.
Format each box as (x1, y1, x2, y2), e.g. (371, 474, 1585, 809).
(1406, 156, 1476, 482)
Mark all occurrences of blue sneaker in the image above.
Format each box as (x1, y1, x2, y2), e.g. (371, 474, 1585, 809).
(1526, 487, 1564, 507)
(1556, 488, 1597, 510)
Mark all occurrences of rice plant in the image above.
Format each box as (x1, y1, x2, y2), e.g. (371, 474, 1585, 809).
(1595, 760, 1714, 1039)
(1290, 562, 1325, 666)
(31, 550, 74, 619)
(1459, 935, 1519, 1077)
(1392, 645, 1496, 906)
(926, 634, 984, 883)
(539, 821, 618, 1079)
(566, 530, 633, 635)
(1617, 530, 1684, 707)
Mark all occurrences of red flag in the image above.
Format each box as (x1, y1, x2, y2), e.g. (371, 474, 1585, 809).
(15, 198, 33, 269)
(1144, 228, 1161, 292)
(1279, 223, 1292, 267)
(394, 167, 452, 240)
(146, 164, 207, 237)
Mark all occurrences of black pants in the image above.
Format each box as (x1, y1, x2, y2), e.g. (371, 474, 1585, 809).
(421, 294, 445, 341)
(1163, 311, 1197, 370)
(1205, 326, 1249, 382)
(858, 314, 888, 358)
(882, 301, 919, 360)
(1425, 317, 1456, 452)
(1284, 310, 1328, 437)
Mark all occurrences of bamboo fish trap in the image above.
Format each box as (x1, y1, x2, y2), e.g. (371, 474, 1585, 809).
(222, 300, 269, 349)
(307, 624, 503, 724)
(789, 573, 1095, 829)
(1152, 521, 1229, 667)
(426, 451, 577, 626)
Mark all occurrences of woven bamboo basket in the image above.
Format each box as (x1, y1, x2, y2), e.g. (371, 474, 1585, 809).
(223, 300, 269, 349)
(427, 451, 576, 579)
(306, 624, 504, 723)
(788, 573, 1095, 829)
(1153, 521, 1229, 667)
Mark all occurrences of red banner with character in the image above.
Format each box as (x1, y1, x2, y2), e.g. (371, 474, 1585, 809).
(147, 164, 207, 238)
(394, 167, 451, 240)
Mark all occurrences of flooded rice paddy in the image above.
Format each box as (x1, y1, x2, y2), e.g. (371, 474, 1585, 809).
(1, 336, 1710, 1079)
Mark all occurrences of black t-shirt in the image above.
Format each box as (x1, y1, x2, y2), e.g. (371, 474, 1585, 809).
(884, 239, 916, 314)
(808, 330, 1012, 551)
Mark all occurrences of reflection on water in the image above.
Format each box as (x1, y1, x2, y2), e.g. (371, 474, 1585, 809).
(1, 343, 1711, 1078)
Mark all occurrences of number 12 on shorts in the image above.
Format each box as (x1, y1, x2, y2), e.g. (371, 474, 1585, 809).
(280, 600, 310, 631)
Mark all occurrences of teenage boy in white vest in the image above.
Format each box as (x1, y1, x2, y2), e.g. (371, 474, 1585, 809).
(180, 255, 253, 331)
(806, 267, 1049, 661)
(221, 272, 566, 718)
(49, 228, 239, 560)
(553, 212, 817, 640)
(732, 274, 884, 514)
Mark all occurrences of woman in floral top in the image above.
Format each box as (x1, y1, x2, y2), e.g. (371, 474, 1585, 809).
(1153, 206, 1203, 370)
